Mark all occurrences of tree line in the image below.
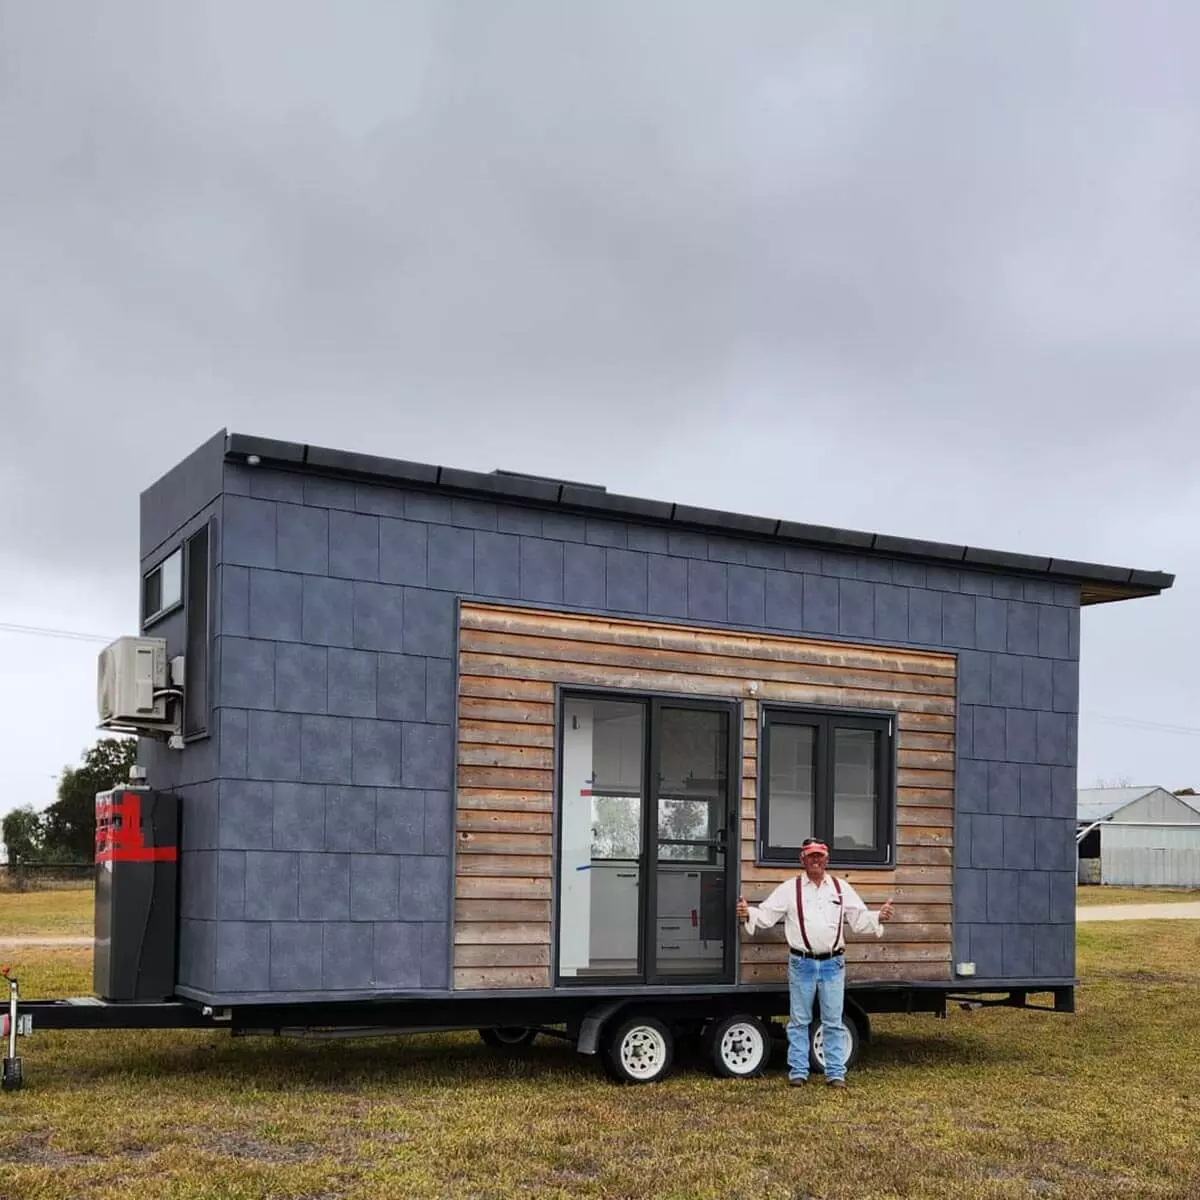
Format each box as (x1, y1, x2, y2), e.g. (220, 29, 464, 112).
(2, 738, 137, 865)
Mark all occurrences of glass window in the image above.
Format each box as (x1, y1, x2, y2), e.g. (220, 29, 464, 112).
(591, 794, 641, 860)
(142, 548, 183, 626)
(182, 524, 211, 739)
(760, 708, 893, 866)
(656, 797, 712, 860)
(766, 723, 816, 848)
(656, 707, 728, 863)
(832, 727, 879, 850)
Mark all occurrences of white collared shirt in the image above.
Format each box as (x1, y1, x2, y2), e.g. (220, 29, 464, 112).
(744, 873, 883, 954)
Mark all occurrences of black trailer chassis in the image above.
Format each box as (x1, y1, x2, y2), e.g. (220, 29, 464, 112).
(3, 968, 1075, 1090)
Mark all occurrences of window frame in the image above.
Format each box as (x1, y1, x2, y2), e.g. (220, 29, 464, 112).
(141, 547, 184, 628)
(758, 704, 896, 868)
(181, 521, 213, 741)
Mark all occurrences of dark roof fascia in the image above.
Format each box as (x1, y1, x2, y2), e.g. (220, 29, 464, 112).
(222, 433, 1176, 601)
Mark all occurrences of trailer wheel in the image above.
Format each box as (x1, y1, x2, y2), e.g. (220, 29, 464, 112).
(478, 1026, 538, 1050)
(706, 1014, 770, 1078)
(809, 1010, 861, 1075)
(601, 1015, 674, 1084)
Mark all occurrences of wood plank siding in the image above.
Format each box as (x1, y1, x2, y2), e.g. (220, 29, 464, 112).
(453, 601, 957, 991)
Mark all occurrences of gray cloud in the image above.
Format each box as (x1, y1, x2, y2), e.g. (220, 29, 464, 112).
(1, 1, 1197, 811)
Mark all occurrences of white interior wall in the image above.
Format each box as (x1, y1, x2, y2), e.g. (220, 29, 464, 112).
(558, 700, 594, 975)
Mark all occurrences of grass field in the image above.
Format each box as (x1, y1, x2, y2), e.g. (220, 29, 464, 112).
(1075, 885, 1200, 906)
(0, 888, 94, 937)
(2, 907, 1199, 1198)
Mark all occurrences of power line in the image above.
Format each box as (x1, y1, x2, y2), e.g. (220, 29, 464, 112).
(1084, 712, 1200, 737)
(0, 621, 117, 645)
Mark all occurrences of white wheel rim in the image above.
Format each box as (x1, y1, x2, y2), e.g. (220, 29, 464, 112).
(620, 1027, 667, 1080)
(812, 1024, 825, 1069)
(718, 1022, 765, 1074)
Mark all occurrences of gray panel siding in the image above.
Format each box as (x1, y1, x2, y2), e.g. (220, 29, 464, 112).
(139, 496, 224, 994)
(161, 461, 1082, 1000)
(140, 431, 226, 559)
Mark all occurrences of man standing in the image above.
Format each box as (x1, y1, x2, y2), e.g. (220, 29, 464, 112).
(736, 837, 894, 1088)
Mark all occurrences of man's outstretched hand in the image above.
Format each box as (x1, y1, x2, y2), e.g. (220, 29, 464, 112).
(736, 896, 749, 922)
(879, 898, 895, 923)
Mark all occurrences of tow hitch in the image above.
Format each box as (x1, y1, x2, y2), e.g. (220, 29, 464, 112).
(3, 965, 24, 1092)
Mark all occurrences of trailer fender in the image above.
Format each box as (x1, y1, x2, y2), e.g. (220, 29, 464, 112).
(576, 1000, 630, 1055)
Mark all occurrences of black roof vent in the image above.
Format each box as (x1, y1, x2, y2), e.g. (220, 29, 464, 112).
(490, 468, 607, 493)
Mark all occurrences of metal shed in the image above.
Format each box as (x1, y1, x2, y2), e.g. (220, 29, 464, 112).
(1077, 787, 1200, 887)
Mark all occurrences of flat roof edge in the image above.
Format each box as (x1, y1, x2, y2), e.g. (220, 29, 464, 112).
(222, 433, 1176, 601)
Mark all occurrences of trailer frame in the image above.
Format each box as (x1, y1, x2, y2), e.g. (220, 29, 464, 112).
(4, 969, 1075, 1090)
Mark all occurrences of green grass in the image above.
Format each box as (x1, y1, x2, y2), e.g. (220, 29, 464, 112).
(0, 888, 94, 937)
(1075, 885, 1200, 906)
(2, 916, 1199, 1197)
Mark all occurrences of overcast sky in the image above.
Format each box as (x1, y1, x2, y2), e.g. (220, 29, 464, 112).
(2, 2, 1196, 831)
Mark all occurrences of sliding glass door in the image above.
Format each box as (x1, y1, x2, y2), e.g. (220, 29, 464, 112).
(650, 704, 733, 979)
(558, 696, 645, 979)
(556, 692, 738, 985)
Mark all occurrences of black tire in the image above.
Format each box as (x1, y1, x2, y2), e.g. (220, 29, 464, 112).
(478, 1026, 538, 1050)
(1, 1057, 22, 1093)
(706, 1014, 771, 1079)
(601, 1015, 674, 1084)
(809, 1010, 860, 1075)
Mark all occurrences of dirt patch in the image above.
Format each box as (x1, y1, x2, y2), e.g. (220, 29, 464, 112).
(546, 1166, 603, 1186)
(195, 1133, 325, 1165)
(984, 1165, 1057, 1193)
(0, 1131, 103, 1168)
(1089, 969, 1196, 986)
(361, 1130, 416, 1145)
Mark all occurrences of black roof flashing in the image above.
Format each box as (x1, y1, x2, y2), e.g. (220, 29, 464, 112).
(222, 432, 1174, 605)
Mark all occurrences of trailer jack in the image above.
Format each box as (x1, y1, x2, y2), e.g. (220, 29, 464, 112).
(2, 966, 22, 1092)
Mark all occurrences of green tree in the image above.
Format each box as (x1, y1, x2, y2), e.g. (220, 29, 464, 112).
(2, 805, 46, 864)
(43, 738, 138, 861)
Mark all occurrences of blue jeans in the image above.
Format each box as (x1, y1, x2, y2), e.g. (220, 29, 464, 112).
(786, 953, 848, 1081)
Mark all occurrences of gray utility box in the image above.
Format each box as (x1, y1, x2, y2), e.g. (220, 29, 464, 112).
(93, 787, 179, 1001)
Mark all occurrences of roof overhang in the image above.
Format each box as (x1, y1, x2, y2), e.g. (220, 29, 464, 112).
(221, 432, 1176, 606)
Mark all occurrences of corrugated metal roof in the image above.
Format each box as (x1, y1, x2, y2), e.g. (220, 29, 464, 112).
(1077, 786, 1200, 823)
(1078, 787, 1157, 822)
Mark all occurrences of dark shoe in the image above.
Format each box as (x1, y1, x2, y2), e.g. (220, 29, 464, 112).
(827, 1078, 847, 1088)
(788, 1076, 808, 1087)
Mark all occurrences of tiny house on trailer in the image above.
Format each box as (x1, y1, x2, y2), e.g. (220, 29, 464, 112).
(4, 430, 1175, 1089)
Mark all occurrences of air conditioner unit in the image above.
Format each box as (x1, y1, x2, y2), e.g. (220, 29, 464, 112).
(97, 637, 170, 729)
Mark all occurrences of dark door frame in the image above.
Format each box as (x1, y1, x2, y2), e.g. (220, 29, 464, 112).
(552, 685, 742, 989)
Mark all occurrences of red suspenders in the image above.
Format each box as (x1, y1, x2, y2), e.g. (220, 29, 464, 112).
(794, 874, 845, 954)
